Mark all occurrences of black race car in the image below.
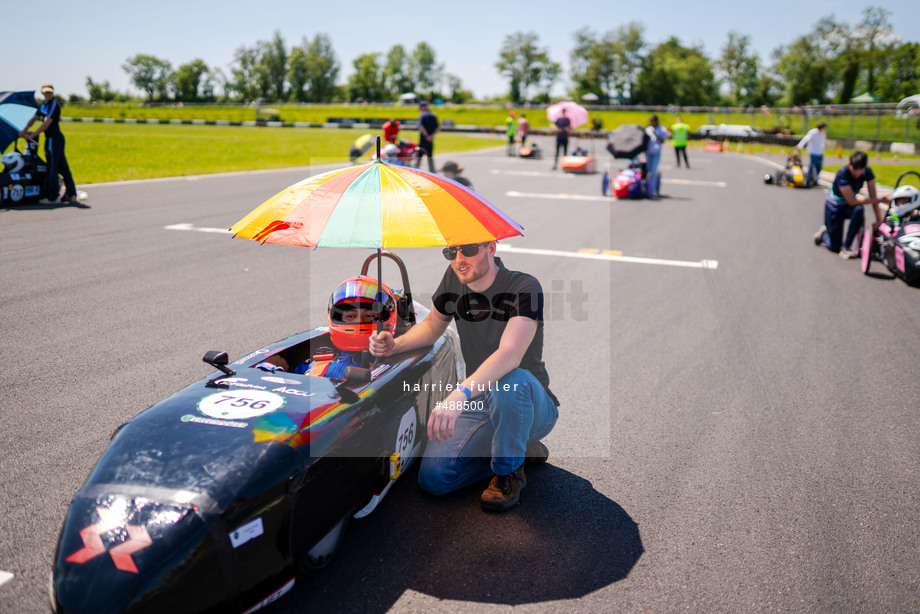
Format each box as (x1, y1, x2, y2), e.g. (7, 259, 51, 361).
(51, 253, 462, 614)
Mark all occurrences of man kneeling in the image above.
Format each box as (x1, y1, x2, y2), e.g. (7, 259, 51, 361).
(370, 242, 559, 512)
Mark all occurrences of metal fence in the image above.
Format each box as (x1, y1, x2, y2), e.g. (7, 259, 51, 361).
(657, 103, 920, 143)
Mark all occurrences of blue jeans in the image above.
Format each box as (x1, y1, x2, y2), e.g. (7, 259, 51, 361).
(646, 151, 661, 196)
(418, 368, 559, 495)
(808, 154, 823, 184)
(822, 197, 863, 252)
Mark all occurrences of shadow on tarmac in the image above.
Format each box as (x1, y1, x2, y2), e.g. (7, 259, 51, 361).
(1, 200, 90, 211)
(275, 463, 643, 613)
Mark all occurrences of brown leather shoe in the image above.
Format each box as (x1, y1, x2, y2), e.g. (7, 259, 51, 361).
(480, 464, 526, 512)
(525, 440, 548, 464)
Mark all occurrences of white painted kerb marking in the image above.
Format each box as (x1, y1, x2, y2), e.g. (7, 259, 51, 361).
(497, 244, 718, 270)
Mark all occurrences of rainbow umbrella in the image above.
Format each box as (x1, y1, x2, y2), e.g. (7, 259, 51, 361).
(230, 152, 524, 330)
(230, 161, 523, 248)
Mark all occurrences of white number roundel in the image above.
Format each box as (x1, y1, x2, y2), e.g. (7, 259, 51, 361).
(198, 391, 286, 420)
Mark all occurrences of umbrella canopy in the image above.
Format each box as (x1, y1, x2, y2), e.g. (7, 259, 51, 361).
(0, 91, 39, 152)
(547, 101, 589, 129)
(230, 161, 523, 249)
(606, 123, 649, 159)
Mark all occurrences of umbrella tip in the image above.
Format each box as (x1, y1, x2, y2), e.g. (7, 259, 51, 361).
(376, 136, 381, 161)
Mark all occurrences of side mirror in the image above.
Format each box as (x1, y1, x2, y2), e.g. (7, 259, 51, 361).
(203, 350, 236, 378)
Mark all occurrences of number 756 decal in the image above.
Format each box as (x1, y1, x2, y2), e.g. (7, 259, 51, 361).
(198, 391, 285, 420)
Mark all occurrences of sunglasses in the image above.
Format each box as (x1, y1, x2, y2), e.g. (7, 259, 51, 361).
(442, 243, 485, 260)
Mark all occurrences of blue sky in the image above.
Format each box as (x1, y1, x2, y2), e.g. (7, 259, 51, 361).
(7, 0, 918, 99)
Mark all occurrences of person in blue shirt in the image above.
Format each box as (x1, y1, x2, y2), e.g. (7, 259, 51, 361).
(19, 83, 77, 203)
(813, 151, 881, 258)
(644, 115, 669, 198)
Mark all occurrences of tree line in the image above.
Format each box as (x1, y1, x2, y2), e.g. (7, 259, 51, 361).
(82, 6, 918, 107)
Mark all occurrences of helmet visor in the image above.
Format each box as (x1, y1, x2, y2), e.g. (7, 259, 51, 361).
(329, 278, 393, 322)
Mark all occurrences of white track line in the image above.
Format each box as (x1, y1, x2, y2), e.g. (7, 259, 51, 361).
(506, 191, 608, 202)
(663, 178, 727, 187)
(0, 571, 13, 588)
(165, 225, 718, 269)
(165, 223, 230, 234)
(491, 170, 575, 178)
(497, 244, 718, 270)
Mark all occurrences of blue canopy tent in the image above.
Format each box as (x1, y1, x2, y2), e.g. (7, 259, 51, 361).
(0, 91, 39, 152)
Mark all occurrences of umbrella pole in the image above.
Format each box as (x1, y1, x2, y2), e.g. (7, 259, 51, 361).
(376, 247, 383, 335)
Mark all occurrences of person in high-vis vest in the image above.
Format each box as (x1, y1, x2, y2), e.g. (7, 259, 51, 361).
(671, 116, 690, 169)
(256, 276, 397, 377)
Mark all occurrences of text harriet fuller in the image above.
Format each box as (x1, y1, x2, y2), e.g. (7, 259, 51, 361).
(403, 382, 520, 393)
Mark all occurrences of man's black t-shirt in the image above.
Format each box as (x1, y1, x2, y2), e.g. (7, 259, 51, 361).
(38, 98, 63, 139)
(432, 257, 558, 405)
(419, 109, 439, 140)
(554, 116, 571, 143)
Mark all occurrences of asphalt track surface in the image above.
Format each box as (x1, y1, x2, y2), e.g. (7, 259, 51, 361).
(2, 137, 919, 613)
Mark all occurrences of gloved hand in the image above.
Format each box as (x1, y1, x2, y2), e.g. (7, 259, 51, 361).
(255, 361, 284, 373)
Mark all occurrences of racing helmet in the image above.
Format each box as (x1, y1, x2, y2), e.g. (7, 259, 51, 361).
(1, 152, 24, 174)
(327, 276, 397, 352)
(890, 184, 920, 208)
(382, 143, 399, 159)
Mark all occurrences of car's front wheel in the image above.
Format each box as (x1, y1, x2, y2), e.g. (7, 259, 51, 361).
(860, 228, 875, 274)
(296, 518, 348, 574)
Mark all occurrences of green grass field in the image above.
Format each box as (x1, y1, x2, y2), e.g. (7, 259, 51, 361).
(60, 123, 502, 183)
(63, 102, 920, 143)
(9, 116, 918, 188)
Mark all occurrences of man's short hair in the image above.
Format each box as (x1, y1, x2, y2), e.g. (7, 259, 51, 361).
(850, 151, 868, 169)
(817, 122, 827, 129)
(649, 114, 658, 122)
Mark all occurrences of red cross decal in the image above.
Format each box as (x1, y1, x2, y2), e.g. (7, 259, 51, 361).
(65, 507, 152, 573)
